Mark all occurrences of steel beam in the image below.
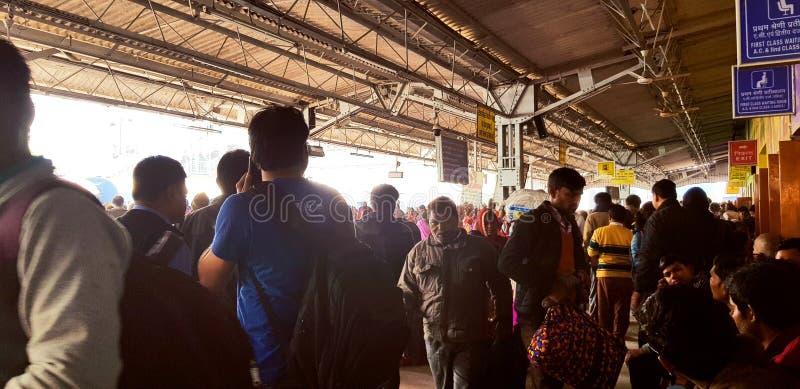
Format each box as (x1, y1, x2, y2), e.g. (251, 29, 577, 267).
(128, 0, 376, 90)
(4, 0, 391, 108)
(22, 48, 260, 114)
(371, 0, 529, 79)
(3, 9, 301, 105)
(220, 0, 495, 106)
(33, 85, 247, 127)
(531, 63, 642, 118)
(538, 53, 639, 83)
(631, 145, 690, 168)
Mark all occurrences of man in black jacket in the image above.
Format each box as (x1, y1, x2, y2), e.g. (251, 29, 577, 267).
(355, 184, 421, 283)
(631, 179, 686, 311)
(356, 184, 421, 389)
(498, 167, 590, 389)
(118, 156, 192, 276)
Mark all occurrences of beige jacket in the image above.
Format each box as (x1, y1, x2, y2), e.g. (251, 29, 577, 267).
(1, 158, 131, 389)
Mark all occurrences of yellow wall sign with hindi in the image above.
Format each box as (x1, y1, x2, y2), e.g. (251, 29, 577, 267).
(611, 169, 635, 185)
(726, 182, 741, 194)
(476, 105, 496, 143)
(597, 161, 615, 178)
(729, 165, 750, 184)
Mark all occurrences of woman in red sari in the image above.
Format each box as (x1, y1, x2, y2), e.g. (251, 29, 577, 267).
(476, 208, 508, 251)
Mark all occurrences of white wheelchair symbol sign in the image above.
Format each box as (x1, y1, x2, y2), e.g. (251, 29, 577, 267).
(752, 70, 775, 89)
(770, 0, 799, 20)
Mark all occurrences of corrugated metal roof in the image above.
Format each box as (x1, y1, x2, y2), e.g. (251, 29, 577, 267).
(416, 0, 624, 73)
(3, 0, 741, 181)
(417, 0, 738, 175)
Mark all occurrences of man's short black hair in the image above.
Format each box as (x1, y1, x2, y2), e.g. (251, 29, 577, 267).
(625, 194, 641, 208)
(248, 106, 309, 171)
(0, 39, 33, 137)
(682, 187, 710, 213)
(217, 149, 250, 194)
(652, 179, 677, 200)
(371, 184, 400, 215)
(112, 195, 125, 207)
(638, 285, 737, 381)
(659, 254, 691, 271)
(132, 156, 187, 202)
(547, 167, 586, 192)
(608, 204, 627, 222)
(371, 184, 399, 203)
(428, 196, 458, 222)
(778, 238, 800, 253)
(0, 39, 30, 100)
(727, 261, 800, 331)
(711, 253, 746, 284)
(594, 192, 612, 207)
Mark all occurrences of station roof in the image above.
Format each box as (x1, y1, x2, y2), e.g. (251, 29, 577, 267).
(2, 0, 737, 186)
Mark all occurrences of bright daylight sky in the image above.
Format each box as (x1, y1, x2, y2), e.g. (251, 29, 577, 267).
(27, 93, 728, 211)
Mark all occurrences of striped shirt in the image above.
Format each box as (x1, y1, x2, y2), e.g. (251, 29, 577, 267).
(587, 222, 634, 278)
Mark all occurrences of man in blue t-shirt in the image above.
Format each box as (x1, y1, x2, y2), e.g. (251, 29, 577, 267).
(198, 107, 354, 386)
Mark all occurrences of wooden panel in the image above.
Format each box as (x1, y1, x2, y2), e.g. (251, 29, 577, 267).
(756, 169, 770, 235)
(779, 141, 800, 237)
(769, 154, 782, 234)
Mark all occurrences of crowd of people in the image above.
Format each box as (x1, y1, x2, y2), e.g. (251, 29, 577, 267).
(3, 38, 800, 389)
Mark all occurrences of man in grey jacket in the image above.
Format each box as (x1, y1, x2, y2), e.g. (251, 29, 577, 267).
(0, 39, 131, 389)
(398, 196, 512, 389)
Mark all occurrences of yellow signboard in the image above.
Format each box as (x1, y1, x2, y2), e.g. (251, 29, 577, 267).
(729, 165, 750, 184)
(726, 182, 741, 194)
(611, 169, 635, 185)
(476, 105, 496, 143)
(597, 161, 616, 178)
(559, 142, 567, 165)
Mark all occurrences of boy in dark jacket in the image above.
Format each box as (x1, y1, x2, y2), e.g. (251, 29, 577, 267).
(498, 167, 590, 389)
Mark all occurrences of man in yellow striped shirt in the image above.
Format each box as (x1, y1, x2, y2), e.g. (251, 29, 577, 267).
(587, 204, 634, 342)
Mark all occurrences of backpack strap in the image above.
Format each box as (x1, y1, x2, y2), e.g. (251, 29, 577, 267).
(243, 181, 323, 384)
(0, 178, 100, 263)
(244, 182, 309, 344)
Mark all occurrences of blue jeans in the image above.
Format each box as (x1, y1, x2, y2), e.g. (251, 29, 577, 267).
(424, 336, 487, 389)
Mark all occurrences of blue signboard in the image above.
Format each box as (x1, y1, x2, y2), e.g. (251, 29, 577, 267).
(733, 64, 795, 118)
(738, 0, 800, 65)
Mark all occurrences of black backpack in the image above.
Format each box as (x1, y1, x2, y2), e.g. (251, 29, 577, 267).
(119, 259, 254, 389)
(0, 179, 253, 388)
(248, 182, 409, 389)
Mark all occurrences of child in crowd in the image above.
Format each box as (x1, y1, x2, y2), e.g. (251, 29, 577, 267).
(658, 254, 707, 289)
(628, 254, 710, 388)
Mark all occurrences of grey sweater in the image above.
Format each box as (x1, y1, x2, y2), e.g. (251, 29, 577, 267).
(1, 159, 131, 389)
